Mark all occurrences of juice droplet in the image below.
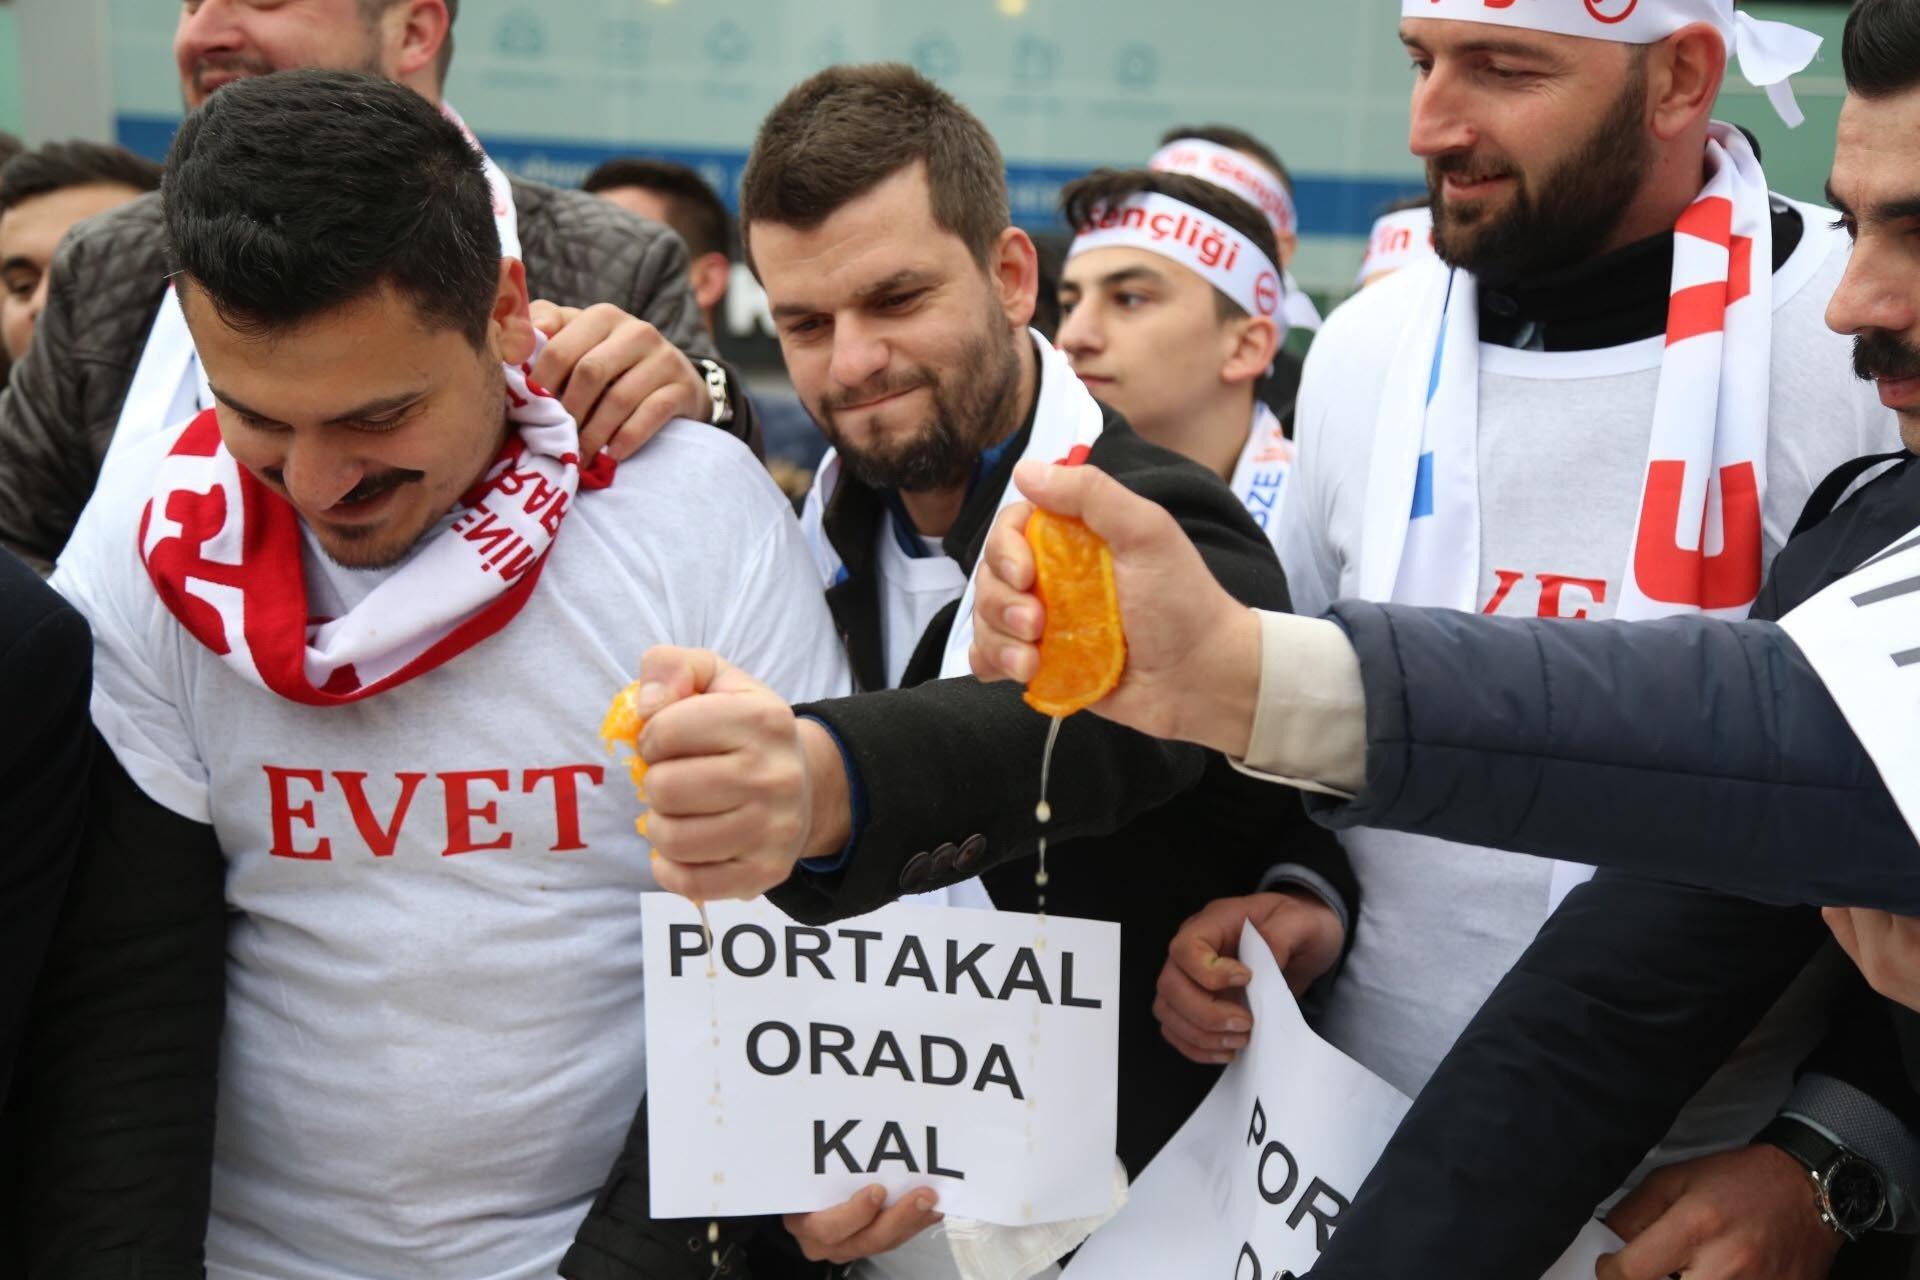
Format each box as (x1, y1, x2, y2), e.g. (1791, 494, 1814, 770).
(1034, 801, 1052, 825)
(710, 1222, 721, 1242)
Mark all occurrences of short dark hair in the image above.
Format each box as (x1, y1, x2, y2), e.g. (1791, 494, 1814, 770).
(163, 69, 499, 345)
(1843, 0, 1920, 99)
(1159, 124, 1293, 197)
(1059, 168, 1281, 323)
(741, 63, 1007, 273)
(0, 132, 23, 173)
(583, 157, 732, 260)
(0, 140, 162, 215)
(359, 0, 458, 82)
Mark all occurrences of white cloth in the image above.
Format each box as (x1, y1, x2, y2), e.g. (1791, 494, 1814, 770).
(1277, 195, 1893, 1182)
(1362, 124, 1776, 904)
(1067, 194, 1285, 326)
(54, 423, 850, 1280)
(1404, 0, 1822, 126)
(1280, 271, 1322, 333)
(1357, 207, 1436, 286)
(1148, 137, 1296, 239)
(103, 103, 518, 476)
(1227, 402, 1293, 554)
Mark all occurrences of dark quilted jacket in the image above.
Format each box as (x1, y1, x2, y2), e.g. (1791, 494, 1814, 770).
(0, 176, 718, 574)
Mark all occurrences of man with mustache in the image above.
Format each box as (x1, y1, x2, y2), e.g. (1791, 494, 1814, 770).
(28, 70, 847, 1278)
(0, 0, 753, 576)
(1140, 1, 1905, 1274)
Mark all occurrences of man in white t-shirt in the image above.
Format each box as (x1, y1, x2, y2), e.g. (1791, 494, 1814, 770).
(1152, 2, 1906, 1271)
(45, 71, 845, 1280)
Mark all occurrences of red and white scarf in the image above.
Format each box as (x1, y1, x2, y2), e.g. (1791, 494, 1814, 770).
(139, 350, 612, 705)
(1358, 123, 1776, 904)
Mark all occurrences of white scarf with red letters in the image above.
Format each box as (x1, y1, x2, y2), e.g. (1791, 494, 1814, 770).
(1360, 122, 1777, 904)
(139, 348, 612, 705)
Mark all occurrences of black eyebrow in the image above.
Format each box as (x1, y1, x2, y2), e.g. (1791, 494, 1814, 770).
(1827, 181, 1920, 224)
(209, 385, 424, 427)
(0, 256, 35, 277)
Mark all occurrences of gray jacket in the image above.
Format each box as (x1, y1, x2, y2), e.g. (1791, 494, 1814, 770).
(0, 175, 719, 573)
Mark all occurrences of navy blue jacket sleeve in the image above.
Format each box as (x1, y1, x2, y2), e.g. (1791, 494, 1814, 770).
(1304, 601, 1920, 912)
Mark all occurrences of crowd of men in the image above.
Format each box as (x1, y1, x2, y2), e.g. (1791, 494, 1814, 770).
(3, 0, 1919, 1277)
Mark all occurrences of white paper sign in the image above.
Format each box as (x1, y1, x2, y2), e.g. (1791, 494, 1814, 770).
(642, 896, 1121, 1226)
(1780, 520, 1920, 840)
(1066, 923, 1624, 1278)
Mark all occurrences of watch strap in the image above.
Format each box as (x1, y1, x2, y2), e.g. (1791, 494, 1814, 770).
(1759, 1115, 1843, 1175)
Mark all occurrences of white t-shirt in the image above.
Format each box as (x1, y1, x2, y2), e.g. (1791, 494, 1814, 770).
(877, 521, 968, 691)
(1279, 204, 1896, 1168)
(53, 422, 852, 1280)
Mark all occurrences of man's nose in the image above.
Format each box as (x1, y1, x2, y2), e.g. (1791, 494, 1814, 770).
(1056, 301, 1104, 362)
(1408, 65, 1478, 162)
(1826, 238, 1920, 342)
(280, 436, 365, 514)
(827, 317, 890, 391)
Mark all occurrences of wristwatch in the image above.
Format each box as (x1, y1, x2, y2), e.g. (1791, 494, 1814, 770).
(694, 357, 735, 426)
(1757, 1116, 1889, 1241)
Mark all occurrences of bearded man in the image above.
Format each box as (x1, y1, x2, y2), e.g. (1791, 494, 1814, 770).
(610, 63, 1356, 1279)
(1142, 0, 1909, 1273)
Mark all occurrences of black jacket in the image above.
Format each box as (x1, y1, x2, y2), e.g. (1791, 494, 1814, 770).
(1303, 453, 1920, 1278)
(0, 548, 91, 1105)
(0, 177, 755, 576)
(766, 392, 1357, 1180)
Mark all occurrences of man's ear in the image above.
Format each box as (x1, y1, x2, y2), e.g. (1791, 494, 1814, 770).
(1647, 24, 1727, 141)
(1220, 313, 1281, 389)
(387, 0, 452, 90)
(490, 258, 536, 366)
(691, 252, 732, 314)
(991, 227, 1042, 332)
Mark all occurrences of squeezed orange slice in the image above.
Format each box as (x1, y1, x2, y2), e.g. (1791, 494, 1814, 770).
(601, 680, 649, 835)
(1022, 508, 1126, 717)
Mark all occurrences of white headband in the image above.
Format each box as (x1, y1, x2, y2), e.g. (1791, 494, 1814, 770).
(1148, 138, 1298, 239)
(1356, 206, 1436, 285)
(1403, 0, 1822, 127)
(1067, 192, 1286, 322)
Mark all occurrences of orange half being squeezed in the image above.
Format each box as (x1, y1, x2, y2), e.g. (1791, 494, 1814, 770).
(1022, 508, 1126, 717)
(601, 681, 650, 830)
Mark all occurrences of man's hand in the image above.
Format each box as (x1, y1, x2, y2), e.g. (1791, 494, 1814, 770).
(633, 646, 851, 901)
(1154, 892, 1345, 1065)
(970, 460, 1263, 756)
(1598, 1145, 1839, 1280)
(1826, 907, 1920, 1012)
(529, 301, 711, 461)
(783, 1185, 943, 1265)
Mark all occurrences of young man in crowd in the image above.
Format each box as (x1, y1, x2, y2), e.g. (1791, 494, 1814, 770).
(584, 155, 829, 499)
(0, 0, 753, 575)
(1055, 168, 1293, 565)
(621, 63, 1355, 1276)
(1148, 123, 1317, 423)
(36, 70, 845, 1278)
(584, 156, 734, 342)
(0, 142, 161, 367)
